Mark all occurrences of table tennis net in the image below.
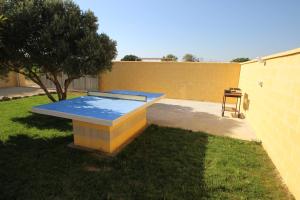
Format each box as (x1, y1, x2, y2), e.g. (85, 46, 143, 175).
(87, 91, 147, 102)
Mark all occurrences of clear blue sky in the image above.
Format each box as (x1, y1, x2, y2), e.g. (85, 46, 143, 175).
(74, 0, 300, 61)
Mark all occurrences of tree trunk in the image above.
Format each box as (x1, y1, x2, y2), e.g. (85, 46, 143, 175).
(38, 82, 57, 102)
(52, 77, 64, 101)
(62, 78, 72, 100)
(15, 70, 78, 102)
(30, 74, 57, 102)
(62, 91, 67, 100)
(10, 68, 57, 102)
(46, 73, 65, 101)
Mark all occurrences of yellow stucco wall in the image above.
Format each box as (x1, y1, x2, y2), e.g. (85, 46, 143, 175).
(18, 74, 37, 87)
(100, 61, 240, 102)
(239, 48, 300, 199)
(0, 73, 37, 88)
(0, 72, 17, 88)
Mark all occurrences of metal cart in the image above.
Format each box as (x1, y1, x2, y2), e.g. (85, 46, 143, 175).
(222, 88, 242, 118)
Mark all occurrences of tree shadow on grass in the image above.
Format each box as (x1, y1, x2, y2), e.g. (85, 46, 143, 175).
(0, 125, 209, 200)
(11, 113, 72, 132)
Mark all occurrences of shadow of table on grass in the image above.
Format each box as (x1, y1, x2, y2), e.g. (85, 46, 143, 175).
(0, 123, 210, 199)
(11, 113, 72, 132)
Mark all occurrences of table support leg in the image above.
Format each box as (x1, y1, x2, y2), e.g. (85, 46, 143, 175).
(72, 108, 147, 154)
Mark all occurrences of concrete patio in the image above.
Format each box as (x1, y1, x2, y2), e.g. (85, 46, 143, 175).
(0, 87, 54, 99)
(148, 98, 256, 141)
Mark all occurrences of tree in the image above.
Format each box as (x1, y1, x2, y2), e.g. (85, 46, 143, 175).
(0, 0, 117, 102)
(231, 58, 250, 63)
(161, 54, 177, 61)
(182, 54, 199, 62)
(121, 55, 141, 61)
(0, 15, 6, 47)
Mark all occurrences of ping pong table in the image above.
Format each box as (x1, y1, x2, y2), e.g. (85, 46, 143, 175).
(32, 90, 164, 154)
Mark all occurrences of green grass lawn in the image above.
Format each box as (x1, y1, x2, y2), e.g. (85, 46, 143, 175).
(0, 94, 294, 200)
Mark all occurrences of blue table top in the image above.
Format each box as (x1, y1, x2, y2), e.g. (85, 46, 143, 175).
(32, 90, 164, 125)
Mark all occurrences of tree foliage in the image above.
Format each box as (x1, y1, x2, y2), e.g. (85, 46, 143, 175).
(182, 54, 199, 62)
(121, 55, 141, 61)
(161, 54, 177, 61)
(0, 15, 6, 47)
(0, 0, 117, 101)
(231, 57, 250, 63)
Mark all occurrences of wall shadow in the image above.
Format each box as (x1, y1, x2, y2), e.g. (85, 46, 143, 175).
(0, 125, 209, 199)
(243, 93, 250, 111)
(148, 102, 252, 140)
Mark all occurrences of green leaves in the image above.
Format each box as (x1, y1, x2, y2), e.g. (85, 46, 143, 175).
(231, 58, 250, 63)
(161, 54, 178, 61)
(0, 0, 117, 101)
(182, 54, 199, 62)
(0, 15, 7, 47)
(121, 55, 141, 61)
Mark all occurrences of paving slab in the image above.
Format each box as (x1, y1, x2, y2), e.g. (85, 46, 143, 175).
(148, 98, 256, 141)
(0, 87, 54, 98)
